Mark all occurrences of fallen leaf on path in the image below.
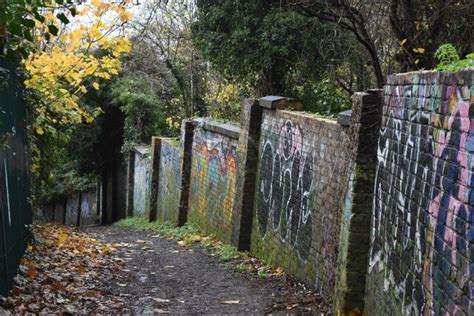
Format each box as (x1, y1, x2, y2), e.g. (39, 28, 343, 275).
(116, 242, 131, 248)
(186, 234, 203, 242)
(285, 303, 299, 310)
(221, 300, 240, 304)
(275, 267, 284, 274)
(177, 240, 188, 247)
(153, 308, 170, 313)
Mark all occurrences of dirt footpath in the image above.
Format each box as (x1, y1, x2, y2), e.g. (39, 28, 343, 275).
(88, 225, 328, 314)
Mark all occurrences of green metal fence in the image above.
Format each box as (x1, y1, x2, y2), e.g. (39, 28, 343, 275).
(0, 57, 32, 296)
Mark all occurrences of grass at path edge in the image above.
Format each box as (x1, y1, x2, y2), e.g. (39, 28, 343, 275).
(114, 217, 256, 271)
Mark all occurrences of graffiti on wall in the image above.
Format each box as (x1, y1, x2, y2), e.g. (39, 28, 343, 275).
(369, 75, 473, 314)
(189, 130, 237, 228)
(257, 120, 314, 262)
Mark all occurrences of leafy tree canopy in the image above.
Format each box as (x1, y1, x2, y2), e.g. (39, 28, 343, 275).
(192, 0, 346, 96)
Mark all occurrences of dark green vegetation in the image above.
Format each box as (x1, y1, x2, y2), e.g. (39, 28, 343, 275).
(435, 44, 474, 71)
(192, 0, 354, 114)
(193, 0, 473, 97)
(0, 0, 76, 57)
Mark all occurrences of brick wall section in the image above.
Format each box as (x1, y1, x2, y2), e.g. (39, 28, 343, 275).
(187, 119, 240, 243)
(231, 99, 261, 250)
(156, 138, 182, 225)
(365, 70, 474, 315)
(178, 120, 195, 226)
(250, 109, 354, 298)
(335, 91, 382, 313)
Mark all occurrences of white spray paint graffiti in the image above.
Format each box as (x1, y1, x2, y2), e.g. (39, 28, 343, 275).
(257, 120, 314, 263)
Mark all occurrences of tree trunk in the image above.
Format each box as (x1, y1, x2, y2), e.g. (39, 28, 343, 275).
(257, 60, 287, 97)
(165, 59, 191, 117)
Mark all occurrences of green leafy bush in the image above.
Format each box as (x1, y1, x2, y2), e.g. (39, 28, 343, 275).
(109, 76, 177, 153)
(435, 44, 474, 71)
(294, 78, 352, 116)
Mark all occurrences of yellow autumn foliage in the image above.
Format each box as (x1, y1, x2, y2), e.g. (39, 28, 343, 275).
(24, 0, 132, 135)
(204, 78, 250, 121)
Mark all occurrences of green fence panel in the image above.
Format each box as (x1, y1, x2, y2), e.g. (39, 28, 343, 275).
(0, 57, 32, 296)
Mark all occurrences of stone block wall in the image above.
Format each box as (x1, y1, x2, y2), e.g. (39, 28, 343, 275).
(365, 71, 474, 315)
(187, 119, 240, 243)
(250, 109, 354, 298)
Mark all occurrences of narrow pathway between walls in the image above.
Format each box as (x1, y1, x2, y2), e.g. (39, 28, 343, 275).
(1, 224, 329, 314)
(88, 225, 330, 314)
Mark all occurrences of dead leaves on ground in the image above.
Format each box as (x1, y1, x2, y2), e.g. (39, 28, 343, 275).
(163, 231, 286, 278)
(269, 278, 329, 314)
(0, 224, 126, 314)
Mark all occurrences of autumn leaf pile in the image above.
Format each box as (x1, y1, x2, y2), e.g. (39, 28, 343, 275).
(0, 224, 126, 314)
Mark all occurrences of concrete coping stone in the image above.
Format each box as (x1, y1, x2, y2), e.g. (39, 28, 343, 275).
(191, 118, 241, 139)
(133, 145, 151, 157)
(337, 109, 352, 127)
(259, 95, 303, 110)
(157, 136, 180, 147)
(386, 69, 473, 86)
(278, 110, 338, 124)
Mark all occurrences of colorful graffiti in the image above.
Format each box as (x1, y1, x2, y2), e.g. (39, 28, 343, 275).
(368, 73, 473, 315)
(257, 120, 314, 262)
(188, 129, 238, 231)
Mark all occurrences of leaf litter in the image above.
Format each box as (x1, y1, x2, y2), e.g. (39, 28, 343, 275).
(0, 224, 126, 314)
(1, 223, 331, 314)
